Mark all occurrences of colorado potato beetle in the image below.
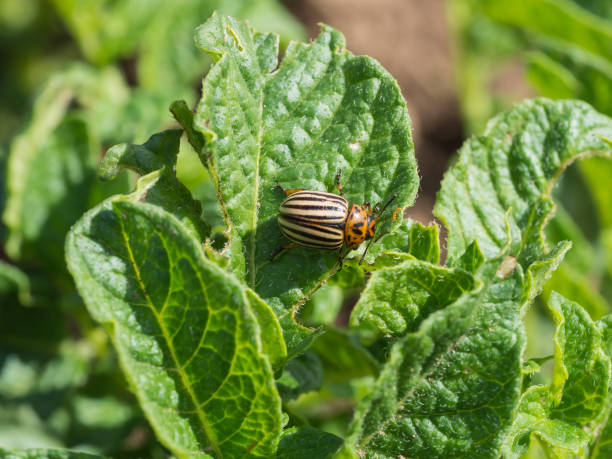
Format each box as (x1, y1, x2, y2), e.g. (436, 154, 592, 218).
(274, 170, 397, 266)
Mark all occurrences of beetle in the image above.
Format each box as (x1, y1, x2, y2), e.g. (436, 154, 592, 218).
(273, 169, 397, 267)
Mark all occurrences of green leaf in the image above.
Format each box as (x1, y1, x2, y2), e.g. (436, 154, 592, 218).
(598, 314, 612, 356)
(501, 385, 590, 458)
(0, 261, 31, 305)
(344, 257, 527, 458)
(341, 98, 612, 457)
(581, 156, 612, 229)
(0, 422, 62, 452)
(4, 115, 94, 266)
(591, 315, 612, 458)
(2, 68, 95, 262)
(434, 99, 612, 268)
(480, 0, 612, 63)
(139, 0, 305, 102)
(65, 178, 281, 458)
(51, 0, 162, 65)
(0, 449, 104, 459)
(526, 51, 580, 101)
(171, 100, 205, 154)
(542, 263, 609, 320)
(277, 350, 322, 401)
(71, 395, 135, 429)
(327, 266, 365, 290)
(244, 288, 287, 370)
(573, 0, 612, 19)
(502, 292, 610, 457)
(591, 413, 612, 458)
(99, 129, 209, 241)
(548, 292, 609, 424)
(1, 64, 139, 266)
(311, 327, 378, 382)
(545, 203, 600, 275)
(302, 284, 345, 326)
(193, 14, 418, 356)
(525, 41, 612, 117)
(542, 203, 609, 320)
(277, 426, 343, 459)
(350, 258, 476, 336)
(52, 0, 305, 109)
(362, 220, 441, 268)
(454, 240, 486, 274)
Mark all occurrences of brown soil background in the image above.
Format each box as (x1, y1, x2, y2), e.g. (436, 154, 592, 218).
(287, 0, 464, 223)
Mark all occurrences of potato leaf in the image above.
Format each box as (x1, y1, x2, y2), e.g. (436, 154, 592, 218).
(66, 174, 282, 458)
(193, 14, 419, 356)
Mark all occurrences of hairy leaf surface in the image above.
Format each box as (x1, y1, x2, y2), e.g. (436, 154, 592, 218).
(502, 293, 610, 457)
(345, 257, 527, 458)
(435, 99, 612, 267)
(361, 220, 441, 269)
(342, 99, 612, 457)
(350, 259, 475, 336)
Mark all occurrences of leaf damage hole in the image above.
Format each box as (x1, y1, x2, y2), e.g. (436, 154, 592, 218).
(349, 141, 361, 151)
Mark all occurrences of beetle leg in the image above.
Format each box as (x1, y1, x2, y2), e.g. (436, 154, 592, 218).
(335, 169, 344, 197)
(364, 202, 372, 215)
(275, 181, 303, 196)
(377, 194, 398, 215)
(337, 247, 346, 270)
(270, 244, 299, 261)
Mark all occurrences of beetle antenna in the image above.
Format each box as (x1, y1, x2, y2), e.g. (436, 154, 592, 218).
(359, 195, 398, 265)
(376, 194, 398, 216)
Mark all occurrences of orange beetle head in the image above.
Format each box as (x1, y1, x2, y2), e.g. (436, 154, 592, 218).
(345, 204, 369, 249)
(345, 195, 398, 263)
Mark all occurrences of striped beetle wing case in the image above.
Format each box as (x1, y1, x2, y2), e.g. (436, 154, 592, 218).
(277, 190, 349, 249)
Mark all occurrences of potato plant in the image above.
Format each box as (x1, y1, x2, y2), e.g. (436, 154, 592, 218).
(3, 10, 612, 459)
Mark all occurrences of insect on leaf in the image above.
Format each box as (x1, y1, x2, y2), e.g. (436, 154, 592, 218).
(192, 14, 419, 357)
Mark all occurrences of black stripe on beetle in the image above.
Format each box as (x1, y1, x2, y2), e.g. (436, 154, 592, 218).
(274, 171, 398, 267)
(284, 190, 347, 203)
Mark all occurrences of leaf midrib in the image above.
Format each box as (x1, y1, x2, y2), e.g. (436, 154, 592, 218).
(117, 213, 222, 457)
(249, 84, 264, 289)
